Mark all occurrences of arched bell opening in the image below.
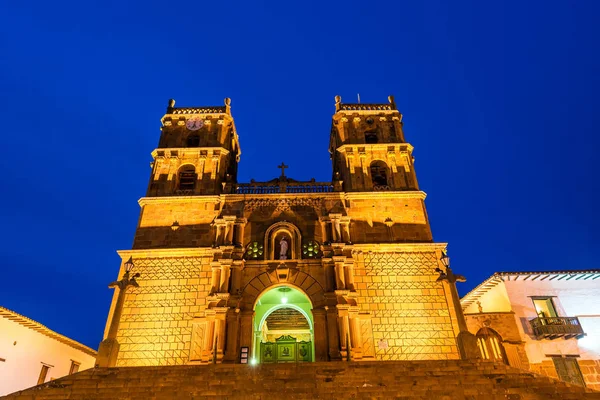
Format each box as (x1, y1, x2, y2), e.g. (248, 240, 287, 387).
(370, 160, 390, 190)
(176, 164, 197, 193)
(252, 285, 314, 363)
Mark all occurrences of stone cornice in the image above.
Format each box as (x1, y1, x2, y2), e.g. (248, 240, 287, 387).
(344, 191, 426, 201)
(117, 248, 216, 259)
(151, 147, 230, 159)
(351, 242, 447, 252)
(336, 143, 414, 153)
(138, 191, 427, 207)
(138, 196, 220, 207)
(0, 306, 97, 357)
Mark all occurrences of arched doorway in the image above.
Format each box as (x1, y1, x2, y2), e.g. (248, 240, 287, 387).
(253, 285, 314, 363)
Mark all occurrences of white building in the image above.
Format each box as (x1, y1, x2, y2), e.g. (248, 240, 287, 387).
(461, 269, 600, 390)
(0, 306, 97, 396)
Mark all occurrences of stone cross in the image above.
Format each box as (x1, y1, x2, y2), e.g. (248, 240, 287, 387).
(278, 162, 288, 178)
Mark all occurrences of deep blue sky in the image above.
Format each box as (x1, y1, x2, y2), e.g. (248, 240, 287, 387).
(1, 1, 598, 349)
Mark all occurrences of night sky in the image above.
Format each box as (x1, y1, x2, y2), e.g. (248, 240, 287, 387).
(1, 1, 598, 349)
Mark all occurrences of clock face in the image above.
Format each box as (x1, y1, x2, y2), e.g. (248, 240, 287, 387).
(186, 118, 204, 131)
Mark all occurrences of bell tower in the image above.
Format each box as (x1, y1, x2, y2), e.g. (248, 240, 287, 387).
(329, 95, 418, 192)
(147, 98, 241, 196)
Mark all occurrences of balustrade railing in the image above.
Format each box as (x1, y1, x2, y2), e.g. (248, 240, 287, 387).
(236, 182, 333, 194)
(529, 316, 584, 339)
(338, 103, 393, 111)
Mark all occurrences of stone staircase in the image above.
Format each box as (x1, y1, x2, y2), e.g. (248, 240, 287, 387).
(3, 360, 599, 399)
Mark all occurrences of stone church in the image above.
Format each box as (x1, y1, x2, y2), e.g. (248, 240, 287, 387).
(7, 97, 599, 400)
(96, 96, 467, 367)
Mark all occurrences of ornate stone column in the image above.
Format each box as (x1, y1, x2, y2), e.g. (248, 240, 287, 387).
(326, 307, 341, 361)
(312, 308, 329, 361)
(333, 256, 346, 290)
(223, 216, 237, 245)
(213, 219, 226, 247)
(349, 307, 363, 360)
(336, 305, 351, 361)
(318, 217, 329, 243)
(214, 307, 228, 363)
(234, 218, 247, 247)
(343, 259, 356, 291)
(223, 309, 240, 363)
(340, 216, 351, 244)
(239, 310, 254, 360)
(203, 310, 217, 363)
(219, 259, 232, 293)
(210, 154, 219, 180)
(210, 262, 221, 294)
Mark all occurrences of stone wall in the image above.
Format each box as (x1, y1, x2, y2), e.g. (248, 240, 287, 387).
(353, 250, 459, 360)
(530, 359, 600, 391)
(580, 359, 600, 391)
(133, 192, 434, 250)
(114, 255, 213, 366)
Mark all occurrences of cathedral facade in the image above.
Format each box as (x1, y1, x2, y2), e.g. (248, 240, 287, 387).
(98, 96, 465, 367)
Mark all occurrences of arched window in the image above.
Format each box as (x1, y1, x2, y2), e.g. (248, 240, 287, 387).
(370, 161, 389, 189)
(476, 328, 508, 364)
(186, 134, 200, 147)
(177, 165, 197, 192)
(364, 130, 378, 144)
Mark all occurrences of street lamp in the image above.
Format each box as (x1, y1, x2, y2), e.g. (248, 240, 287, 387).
(124, 256, 134, 273)
(440, 251, 450, 268)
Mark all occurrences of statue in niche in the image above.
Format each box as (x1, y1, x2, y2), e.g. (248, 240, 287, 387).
(279, 236, 289, 260)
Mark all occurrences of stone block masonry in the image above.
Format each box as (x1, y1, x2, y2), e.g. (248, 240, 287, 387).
(3, 360, 600, 399)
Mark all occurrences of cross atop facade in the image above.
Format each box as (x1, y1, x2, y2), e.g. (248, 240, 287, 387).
(278, 162, 289, 178)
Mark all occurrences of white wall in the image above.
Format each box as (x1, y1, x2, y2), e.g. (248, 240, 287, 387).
(0, 317, 96, 396)
(503, 278, 600, 363)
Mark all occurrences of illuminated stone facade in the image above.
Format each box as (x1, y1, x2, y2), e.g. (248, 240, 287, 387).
(101, 96, 464, 367)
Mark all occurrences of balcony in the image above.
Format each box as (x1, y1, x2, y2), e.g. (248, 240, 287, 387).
(529, 317, 585, 340)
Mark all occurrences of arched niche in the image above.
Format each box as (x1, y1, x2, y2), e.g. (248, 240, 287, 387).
(265, 222, 302, 260)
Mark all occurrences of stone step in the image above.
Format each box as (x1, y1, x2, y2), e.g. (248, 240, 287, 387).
(2, 360, 598, 400)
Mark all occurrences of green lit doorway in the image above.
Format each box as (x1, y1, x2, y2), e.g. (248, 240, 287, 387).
(253, 286, 315, 363)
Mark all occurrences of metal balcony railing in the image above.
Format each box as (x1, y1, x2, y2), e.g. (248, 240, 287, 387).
(529, 316, 585, 340)
(235, 182, 334, 194)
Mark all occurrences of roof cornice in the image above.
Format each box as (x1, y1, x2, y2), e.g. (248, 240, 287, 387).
(138, 190, 428, 207)
(0, 306, 97, 357)
(460, 269, 600, 310)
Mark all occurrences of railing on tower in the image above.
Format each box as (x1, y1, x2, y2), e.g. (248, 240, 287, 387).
(337, 103, 394, 111)
(236, 180, 334, 194)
